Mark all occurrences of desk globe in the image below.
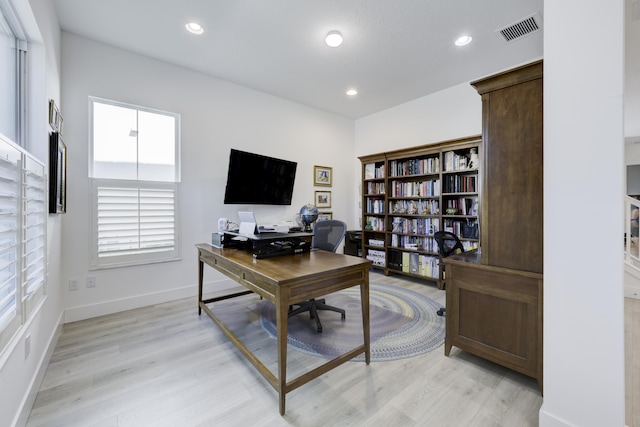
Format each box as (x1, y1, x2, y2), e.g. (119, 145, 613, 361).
(300, 204, 319, 232)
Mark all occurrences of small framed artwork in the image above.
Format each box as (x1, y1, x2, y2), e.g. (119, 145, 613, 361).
(48, 99, 63, 133)
(49, 132, 67, 213)
(313, 165, 332, 187)
(315, 190, 331, 208)
(318, 212, 333, 221)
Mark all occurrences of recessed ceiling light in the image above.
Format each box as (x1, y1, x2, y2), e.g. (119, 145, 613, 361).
(346, 89, 358, 96)
(455, 35, 472, 46)
(186, 22, 204, 35)
(325, 31, 343, 47)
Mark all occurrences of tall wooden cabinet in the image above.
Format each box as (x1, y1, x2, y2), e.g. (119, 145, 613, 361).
(444, 60, 544, 391)
(359, 136, 481, 289)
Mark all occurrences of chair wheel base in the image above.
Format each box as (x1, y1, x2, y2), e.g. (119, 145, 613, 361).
(437, 308, 445, 316)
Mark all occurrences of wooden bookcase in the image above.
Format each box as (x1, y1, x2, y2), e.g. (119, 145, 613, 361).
(444, 60, 544, 391)
(359, 135, 481, 289)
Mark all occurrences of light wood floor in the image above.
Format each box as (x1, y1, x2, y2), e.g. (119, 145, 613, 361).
(25, 271, 635, 426)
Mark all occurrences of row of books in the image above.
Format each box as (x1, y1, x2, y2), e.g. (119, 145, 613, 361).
(365, 198, 385, 214)
(366, 181, 385, 195)
(389, 234, 438, 253)
(365, 248, 385, 266)
(443, 150, 476, 172)
(442, 174, 477, 193)
(442, 219, 479, 239)
(389, 199, 439, 215)
(364, 163, 385, 179)
(390, 216, 439, 235)
(388, 250, 440, 278)
(364, 216, 385, 231)
(388, 157, 440, 177)
(389, 179, 440, 197)
(443, 197, 478, 216)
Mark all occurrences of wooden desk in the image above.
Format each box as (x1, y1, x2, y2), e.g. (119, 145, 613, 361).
(196, 243, 372, 415)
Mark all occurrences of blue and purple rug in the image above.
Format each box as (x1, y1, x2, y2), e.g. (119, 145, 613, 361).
(257, 282, 445, 361)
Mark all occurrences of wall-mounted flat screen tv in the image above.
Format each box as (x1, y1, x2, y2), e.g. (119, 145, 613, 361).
(223, 149, 297, 205)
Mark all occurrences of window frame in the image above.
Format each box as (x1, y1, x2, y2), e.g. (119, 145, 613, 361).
(89, 97, 181, 270)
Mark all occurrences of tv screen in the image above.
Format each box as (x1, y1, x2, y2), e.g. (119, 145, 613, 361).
(223, 149, 297, 205)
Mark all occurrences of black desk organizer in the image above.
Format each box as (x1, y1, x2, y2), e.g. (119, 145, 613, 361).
(221, 230, 312, 259)
(252, 238, 310, 259)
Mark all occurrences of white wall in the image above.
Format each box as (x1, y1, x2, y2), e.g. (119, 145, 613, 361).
(0, 0, 66, 426)
(59, 33, 355, 322)
(354, 82, 482, 156)
(540, 0, 625, 426)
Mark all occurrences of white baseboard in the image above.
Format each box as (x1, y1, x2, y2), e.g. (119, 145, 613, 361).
(64, 280, 236, 323)
(539, 404, 572, 427)
(13, 311, 63, 427)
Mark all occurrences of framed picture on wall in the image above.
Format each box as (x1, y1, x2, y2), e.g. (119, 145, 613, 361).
(48, 99, 63, 133)
(313, 165, 332, 186)
(315, 190, 331, 208)
(49, 132, 67, 213)
(318, 212, 333, 221)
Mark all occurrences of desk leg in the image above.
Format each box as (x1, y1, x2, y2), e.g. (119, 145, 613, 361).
(360, 270, 371, 365)
(198, 254, 204, 316)
(276, 292, 289, 415)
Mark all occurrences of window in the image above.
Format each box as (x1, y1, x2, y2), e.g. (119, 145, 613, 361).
(0, 4, 26, 147)
(0, 3, 43, 355)
(89, 97, 181, 269)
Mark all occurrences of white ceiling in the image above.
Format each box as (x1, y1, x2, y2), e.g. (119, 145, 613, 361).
(52, 0, 545, 119)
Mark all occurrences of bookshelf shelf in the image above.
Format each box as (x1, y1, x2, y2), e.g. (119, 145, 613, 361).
(359, 135, 481, 289)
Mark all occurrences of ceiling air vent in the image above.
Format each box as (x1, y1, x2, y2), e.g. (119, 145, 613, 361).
(497, 13, 543, 43)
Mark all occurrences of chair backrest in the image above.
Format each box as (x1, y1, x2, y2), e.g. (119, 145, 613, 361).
(434, 231, 465, 258)
(312, 220, 347, 253)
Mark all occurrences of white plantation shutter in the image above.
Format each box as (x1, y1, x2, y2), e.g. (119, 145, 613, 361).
(0, 141, 20, 347)
(91, 181, 179, 268)
(0, 136, 46, 352)
(89, 97, 180, 269)
(22, 156, 46, 318)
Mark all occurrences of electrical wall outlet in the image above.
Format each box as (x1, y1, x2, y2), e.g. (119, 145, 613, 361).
(86, 276, 96, 288)
(69, 278, 79, 291)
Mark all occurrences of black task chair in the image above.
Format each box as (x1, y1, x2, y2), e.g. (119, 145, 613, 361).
(434, 231, 465, 317)
(288, 219, 347, 332)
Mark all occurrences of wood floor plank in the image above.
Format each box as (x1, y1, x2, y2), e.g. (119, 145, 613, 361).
(29, 272, 640, 426)
(627, 297, 640, 427)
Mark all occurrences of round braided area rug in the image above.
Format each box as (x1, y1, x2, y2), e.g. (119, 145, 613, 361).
(257, 282, 445, 361)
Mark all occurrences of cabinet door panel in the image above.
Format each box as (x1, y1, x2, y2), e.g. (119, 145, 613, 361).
(483, 78, 543, 273)
(448, 264, 541, 379)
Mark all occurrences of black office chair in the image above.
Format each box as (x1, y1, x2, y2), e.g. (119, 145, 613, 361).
(288, 219, 347, 332)
(434, 231, 465, 317)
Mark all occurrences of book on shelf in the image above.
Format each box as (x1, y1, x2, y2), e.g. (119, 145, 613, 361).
(388, 250, 402, 270)
(402, 252, 410, 273)
(364, 163, 375, 179)
(409, 252, 419, 274)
